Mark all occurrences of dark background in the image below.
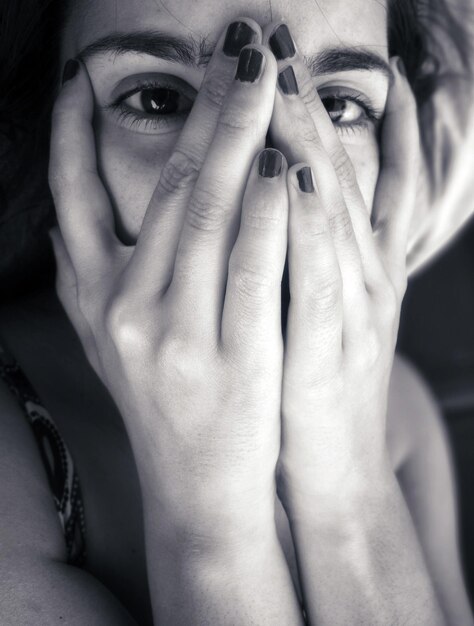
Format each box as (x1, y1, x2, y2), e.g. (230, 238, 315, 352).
(398, 218, 474, 601)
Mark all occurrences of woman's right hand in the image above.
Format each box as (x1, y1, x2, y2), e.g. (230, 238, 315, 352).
(48, 20, 287, 544)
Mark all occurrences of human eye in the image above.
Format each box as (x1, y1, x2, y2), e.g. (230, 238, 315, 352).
(317, 86, 383, 135)
(105, 73, 196, 134)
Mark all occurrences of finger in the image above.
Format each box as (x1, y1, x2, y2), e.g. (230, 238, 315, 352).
(126, 19, 261, 295)
(49, 227, 101, 373)
(372, 57, 420, 292)
(264, 21, 385, 288)
(221, 149, 288, 354)
(263, 48, 366, 329)
(49, 59, 118, 280)
(284, 164, 343, 387)
(169, 45, 278, 334)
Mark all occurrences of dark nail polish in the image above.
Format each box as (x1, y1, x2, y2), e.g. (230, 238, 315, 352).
(297, 166, 315, 193)
(269, 24, 296, 61)
(62, 59, 79, 84)
(223, 22, 257, 57)
(259, 149, 283, 178)
(396, 57, 407, 77)
(235, 48, 265, 83)
(278, 65, 298, 95)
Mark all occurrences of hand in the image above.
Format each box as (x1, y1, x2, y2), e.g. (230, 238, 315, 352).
(49, 21, 286, 543)
(264, 23, 419, 505)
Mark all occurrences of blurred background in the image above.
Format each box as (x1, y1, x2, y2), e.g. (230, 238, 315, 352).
(398, 217, 474, 601)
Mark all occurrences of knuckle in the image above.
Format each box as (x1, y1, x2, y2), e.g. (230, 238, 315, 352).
(328, 209, 354, 242)
(186, 185, 227, 232)
(294, 120, 321, 149)
(202, 69, 232, 110)
(103, 296, 146, 353)
(157, 333, 219, 400)
(354, 326, 382, 370)
(230, 259, 275, 304)
(378, 280, 401, 327)
(298, 269, 342, 322)
(218, 103, 258, 137)
(330, 148, 356, 188)
(298, 79, 325, 117)
(242, 198, 284, 232)
(158, 150, 201, 194)
(297, 211, 330, 243)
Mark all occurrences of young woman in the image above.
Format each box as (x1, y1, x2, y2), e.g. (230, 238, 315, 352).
(1, 0, 473, 624)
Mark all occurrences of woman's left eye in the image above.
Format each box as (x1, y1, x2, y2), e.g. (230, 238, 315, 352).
(317, 87, 381, 133)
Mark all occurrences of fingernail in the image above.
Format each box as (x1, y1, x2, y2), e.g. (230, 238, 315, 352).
(296, 166, 315, 193)
(269, 24, 296, 61)
(259, 149, 283, 178)
(396, 57, 407, 77)
(62, 58, 80, 84)
(235, 48, 265, 83)
(223, 22, 257, 57)
(278, 65, 298, 95)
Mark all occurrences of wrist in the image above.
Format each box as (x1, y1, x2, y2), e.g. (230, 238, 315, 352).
(141, 470, 279, 555)
(278, 456, 397, 527)
(154, 504, 281, 568)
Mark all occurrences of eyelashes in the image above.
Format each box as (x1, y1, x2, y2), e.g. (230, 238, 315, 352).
(105, 74, 196, 134)
(105, 75, 382, 135)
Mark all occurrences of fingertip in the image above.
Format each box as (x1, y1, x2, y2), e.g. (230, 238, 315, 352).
(54, 58, 93, 116)
(288, 163, 316, 194)
(256, 148, 287, 181)
(237, 41, 278, 78)
(62, 58, 81, 86)
(386, 57, 416, 111)
(215, 17, 263, 61)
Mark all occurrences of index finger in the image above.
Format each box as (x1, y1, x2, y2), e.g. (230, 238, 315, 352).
(371, 57, 420, 286)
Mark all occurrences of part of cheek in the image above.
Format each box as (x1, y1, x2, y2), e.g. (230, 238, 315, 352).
(94, 121, 177, 243)
(344, 139, 380, 215)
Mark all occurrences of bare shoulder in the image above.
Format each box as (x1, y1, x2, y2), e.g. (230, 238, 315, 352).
(387, 355, 473, 623)
(0, 378, 136, 625)
(386, 353, 445, 470)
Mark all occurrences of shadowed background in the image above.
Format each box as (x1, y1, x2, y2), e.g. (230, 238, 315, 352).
(399, 218, 474, 602)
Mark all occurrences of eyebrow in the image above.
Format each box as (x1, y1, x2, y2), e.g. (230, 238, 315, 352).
(78, 30, 393, 81)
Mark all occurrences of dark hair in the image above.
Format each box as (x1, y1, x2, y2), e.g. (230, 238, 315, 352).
(0, 0, 473, 298)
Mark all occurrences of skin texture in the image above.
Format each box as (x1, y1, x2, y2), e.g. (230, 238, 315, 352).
(0, 1, 473, 625)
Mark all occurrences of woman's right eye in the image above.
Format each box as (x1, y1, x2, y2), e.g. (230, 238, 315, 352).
(123, 87, 193, 116)
(106, 74, 197, 134)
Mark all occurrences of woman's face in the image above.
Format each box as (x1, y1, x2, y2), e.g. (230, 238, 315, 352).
(62, 0, 390, 240)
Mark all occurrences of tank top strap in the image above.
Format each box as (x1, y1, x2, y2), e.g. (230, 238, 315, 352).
(0, 340, 86, 566)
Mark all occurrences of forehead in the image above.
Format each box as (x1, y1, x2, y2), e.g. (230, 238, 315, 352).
(67, 0, 389, 58)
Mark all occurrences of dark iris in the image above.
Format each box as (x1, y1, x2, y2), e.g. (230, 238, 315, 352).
(321, 96, 347, 122)
(141, 88, 180, 115)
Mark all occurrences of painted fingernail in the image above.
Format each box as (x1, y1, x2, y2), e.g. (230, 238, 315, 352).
(62, 58, 80, 84)
(235, 48, 265, 83)
(396, 57, 407, 77)
(297, 166, 315, 193)
(223, 22, 257, 57)
(259, 149, 283, 178)
(269, 24, 296, 60)
(278, 65, 298, 95)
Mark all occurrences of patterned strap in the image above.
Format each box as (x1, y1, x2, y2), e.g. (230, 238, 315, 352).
(0, 341, 86, 566)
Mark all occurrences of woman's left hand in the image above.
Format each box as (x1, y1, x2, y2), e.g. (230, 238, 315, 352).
(265, 27, 445, 625)
(265, 25, 420, 506)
